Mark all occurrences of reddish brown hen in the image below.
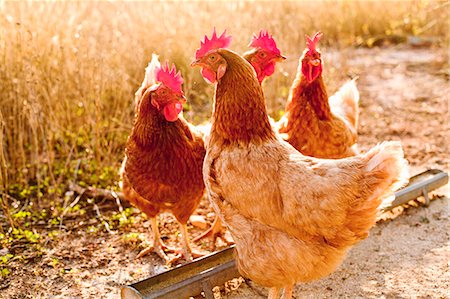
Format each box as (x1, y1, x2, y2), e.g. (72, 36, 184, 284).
(121, 59, 205, 263)
(278, 32, 359, 158)
(243, 30, 286, 84)
(245, 31, 360, 159)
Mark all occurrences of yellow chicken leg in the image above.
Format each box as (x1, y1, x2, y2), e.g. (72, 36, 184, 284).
(136, 217, 172, 262)
(281, 285, 293, 299)
(268, 287, 280, 299)
(177, 222, 205, 261)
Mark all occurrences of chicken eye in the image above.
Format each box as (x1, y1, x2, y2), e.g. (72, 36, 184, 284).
(208, 54, 217, 61)
(259, 51, 267, 58)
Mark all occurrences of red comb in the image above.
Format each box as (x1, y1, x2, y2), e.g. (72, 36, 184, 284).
(195, 28, 232, 59)
(154, 62, 184, 94)
(249, 29, 281, 55)
(305, 31, 323, 53)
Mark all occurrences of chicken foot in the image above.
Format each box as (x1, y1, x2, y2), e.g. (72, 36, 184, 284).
(178, 222, 205, 261)
(193, 216, 234, 250)
(136, 217, 176, 262)
(167, 222, 205, 264)
(137, 217, 205, 264)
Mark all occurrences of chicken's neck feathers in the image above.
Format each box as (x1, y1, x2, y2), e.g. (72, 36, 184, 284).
(211, 50, 276, 146)
(286, 74, 332, 121)
(131, 103, 191, 149)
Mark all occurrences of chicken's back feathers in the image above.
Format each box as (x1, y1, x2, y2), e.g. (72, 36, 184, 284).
(329, 79, 360, 130)
(363, 141, 409, 202)
(194, 122, 212, 143)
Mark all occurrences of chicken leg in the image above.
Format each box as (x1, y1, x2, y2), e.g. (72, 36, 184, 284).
(281, 285, 293, 299)
(193, 216, 233, 250)
(178, 222, 205, 261)
(136, 217, 174, 262)
(268, 287, 280, 299)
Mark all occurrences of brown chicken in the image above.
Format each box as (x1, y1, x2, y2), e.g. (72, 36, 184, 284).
(279, 32, 359, 158)
(245, 31, 359, 159)
(242, 30, 286, 84)
(121, 59, 205, 263)
(192, 30, 409, 299)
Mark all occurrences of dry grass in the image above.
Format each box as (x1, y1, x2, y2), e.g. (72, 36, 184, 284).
(0, 1, 448, 209)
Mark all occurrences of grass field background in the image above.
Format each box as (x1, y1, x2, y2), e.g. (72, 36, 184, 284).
(1, 0, 448, 215)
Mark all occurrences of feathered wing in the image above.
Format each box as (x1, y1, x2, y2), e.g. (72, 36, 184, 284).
(134, 54, 161, 108)
(329, 79, 360, 130)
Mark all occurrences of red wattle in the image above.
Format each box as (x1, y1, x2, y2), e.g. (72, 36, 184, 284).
(163, 101, 183, 122)
(263, 62, 275, 77)
(201, 68, 216, 84)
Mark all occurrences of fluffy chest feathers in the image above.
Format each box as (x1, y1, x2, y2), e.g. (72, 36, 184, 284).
(205, 142, 283, 220)
(279, 78, 356, 158)
(280, 106, 355, 158)
(125, 119, 205, 203)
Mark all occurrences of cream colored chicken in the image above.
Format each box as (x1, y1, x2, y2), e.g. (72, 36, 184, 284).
(191, 30, 408, 299)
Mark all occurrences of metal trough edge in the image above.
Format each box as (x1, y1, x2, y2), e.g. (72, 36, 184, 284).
(382, 169, 448, 211)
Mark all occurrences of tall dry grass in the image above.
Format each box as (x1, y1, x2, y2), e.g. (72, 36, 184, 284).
(0, 1, 448, 207)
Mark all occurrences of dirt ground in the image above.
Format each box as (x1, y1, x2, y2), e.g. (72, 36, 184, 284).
(1, 46, 448, 299)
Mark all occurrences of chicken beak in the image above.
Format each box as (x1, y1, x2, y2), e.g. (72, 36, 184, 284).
(179, 94, 187, 104)
(310, 59, 321, 66)
(191, 59, 201, 67)
(276, 54, 287, 62)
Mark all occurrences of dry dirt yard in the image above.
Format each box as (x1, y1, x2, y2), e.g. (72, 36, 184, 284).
(1, 46, 448, 299)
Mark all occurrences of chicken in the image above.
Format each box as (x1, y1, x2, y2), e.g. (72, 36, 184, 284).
(277, 32, 359, 158)
(121, 59, 206, 263)
(191, 30, 409, 299)
(242, 30, 284, 129)
(245, 31, 359, 159)
(242, 30, 286, 84)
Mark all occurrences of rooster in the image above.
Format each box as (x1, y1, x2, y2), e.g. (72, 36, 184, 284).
(246, 30, 360, 159)
(192, 29, 408, 299)
(121, 58, 205, 263)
